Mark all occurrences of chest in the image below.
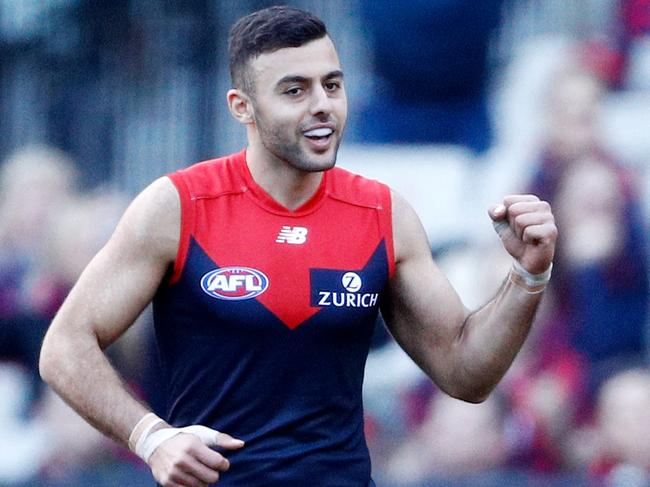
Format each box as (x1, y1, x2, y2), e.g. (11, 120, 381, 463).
(180, 194, 389, 330)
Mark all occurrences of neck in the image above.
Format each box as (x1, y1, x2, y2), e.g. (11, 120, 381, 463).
(246, 144, 324, 211)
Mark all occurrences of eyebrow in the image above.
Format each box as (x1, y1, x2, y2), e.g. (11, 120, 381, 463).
(276, 70, 344, 86)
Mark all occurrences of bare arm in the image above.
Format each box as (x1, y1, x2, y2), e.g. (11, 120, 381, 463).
(382, 192, 557, 403)
(39, 177, 242, 486)
(40, 177, 178, 442)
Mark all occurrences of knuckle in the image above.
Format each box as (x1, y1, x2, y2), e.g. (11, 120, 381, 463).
(169, 471, 184, 483)
(514, 214, 527, 229)
(211, 453, 226, 467)
(205, 470, 220, 483)
(180, 441, 196, 456)
(509, 202, 528, 216)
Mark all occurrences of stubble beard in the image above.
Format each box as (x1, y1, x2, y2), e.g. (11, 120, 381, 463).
(254, 111, 341, 173)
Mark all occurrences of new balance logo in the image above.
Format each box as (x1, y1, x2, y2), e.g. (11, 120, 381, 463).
(276, 226, 308, 244)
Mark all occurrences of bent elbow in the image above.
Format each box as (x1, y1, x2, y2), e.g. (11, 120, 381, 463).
(454, 391, 491, 404)
(39, 342, 53, 385)
(39, 333, 61, 386)
(446, 383, 493, 404)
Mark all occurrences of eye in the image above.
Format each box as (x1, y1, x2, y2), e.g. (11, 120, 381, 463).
(284, 86, 304, 97)
(324, 81, 341, 92)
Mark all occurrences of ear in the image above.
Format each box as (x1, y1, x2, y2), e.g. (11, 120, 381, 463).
(227, 89, 253, 125)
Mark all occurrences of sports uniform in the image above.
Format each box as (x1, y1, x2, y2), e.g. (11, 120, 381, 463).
(153, 149, 394, 486)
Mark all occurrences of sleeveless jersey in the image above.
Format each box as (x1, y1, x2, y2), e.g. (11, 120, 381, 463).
(153, 149, 395, 486)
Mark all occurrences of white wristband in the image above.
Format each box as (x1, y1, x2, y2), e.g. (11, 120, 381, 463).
(128, 413, 164, 453)
(510, 260, 552, 293)
(129, 413, 222, 463)
(137, 427, 182, 462)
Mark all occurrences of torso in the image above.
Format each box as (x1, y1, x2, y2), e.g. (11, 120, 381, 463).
(153, 149, 393, 486)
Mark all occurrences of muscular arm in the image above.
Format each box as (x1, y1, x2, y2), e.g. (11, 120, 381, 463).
(39, 177, 179, 444)
(40, 178, 243, 486)
(382, 192, 556, 403)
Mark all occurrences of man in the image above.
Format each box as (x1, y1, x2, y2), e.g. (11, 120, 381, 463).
(39, 6, 556, 487)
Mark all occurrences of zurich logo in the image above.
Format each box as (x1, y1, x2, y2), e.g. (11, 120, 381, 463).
(200, 267, 269, 301)
(341, 272, 362, 292)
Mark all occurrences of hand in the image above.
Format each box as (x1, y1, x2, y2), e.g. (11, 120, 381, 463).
(489, 195, 557, 274)
(148, 426, 245, 487)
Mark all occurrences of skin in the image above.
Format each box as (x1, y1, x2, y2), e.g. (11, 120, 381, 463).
(227, 36, 347, 210)
(40, 34, 557, 486)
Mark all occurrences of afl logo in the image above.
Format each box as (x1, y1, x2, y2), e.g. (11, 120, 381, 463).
(200, 267, 269, 301)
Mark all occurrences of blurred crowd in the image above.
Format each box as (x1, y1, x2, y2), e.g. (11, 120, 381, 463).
(0, 146, 138, 485)
(362, 1, 650, 484)
(1, 1, 649, 486)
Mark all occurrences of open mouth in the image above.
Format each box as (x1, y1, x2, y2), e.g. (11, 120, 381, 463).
(303, 127, 334, 143)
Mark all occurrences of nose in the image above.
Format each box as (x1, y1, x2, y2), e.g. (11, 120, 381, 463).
(309, 85, 333, 117)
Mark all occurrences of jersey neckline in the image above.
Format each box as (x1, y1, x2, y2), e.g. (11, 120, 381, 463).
(237, 149, 329, 217)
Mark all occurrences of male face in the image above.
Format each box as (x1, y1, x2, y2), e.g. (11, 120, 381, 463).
(244, 36, 348, 172)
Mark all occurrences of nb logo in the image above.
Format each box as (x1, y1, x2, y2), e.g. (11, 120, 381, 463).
(276, 226, 308, 244)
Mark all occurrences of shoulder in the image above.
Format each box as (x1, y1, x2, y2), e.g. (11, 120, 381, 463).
(114, 176, 180, 263)
(169, 150, 246, 199)
(327, 166, 390, 210)
(389, 189, 430, 265)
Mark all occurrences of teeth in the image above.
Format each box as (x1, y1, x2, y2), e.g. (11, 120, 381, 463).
(304, 128, 333, 137)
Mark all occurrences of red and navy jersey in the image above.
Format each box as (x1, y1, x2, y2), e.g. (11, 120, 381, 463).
(153, 149, 394, 486)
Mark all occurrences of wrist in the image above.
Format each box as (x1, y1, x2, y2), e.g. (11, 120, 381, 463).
(509, 260, 552, 294)
(129, 416, 223, 463)
(128, 412, 169, 461)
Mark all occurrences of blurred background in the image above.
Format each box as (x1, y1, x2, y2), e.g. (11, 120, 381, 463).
(1, 0, 649, 486)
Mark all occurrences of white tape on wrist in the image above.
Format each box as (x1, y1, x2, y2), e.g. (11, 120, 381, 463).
(128, 413, 164, 453)
(492, 219, 510, 237)
(510, 260, 553, 293)
(137, 427, 182, 462)
(132, 419, 221, 463)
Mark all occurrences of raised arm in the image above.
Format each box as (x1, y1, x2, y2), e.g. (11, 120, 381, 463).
(39, 177, 242, 486)
(381, 191, 556, 403)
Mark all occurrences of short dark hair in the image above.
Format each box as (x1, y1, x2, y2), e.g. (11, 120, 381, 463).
(228, 6, 328, 93)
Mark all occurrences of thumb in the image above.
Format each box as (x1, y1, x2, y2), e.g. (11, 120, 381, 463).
(488, 204, 509, 237)
(214, 431, 246, 450)
(179, 425, 245, 449)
